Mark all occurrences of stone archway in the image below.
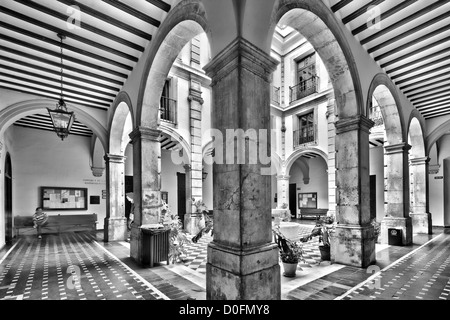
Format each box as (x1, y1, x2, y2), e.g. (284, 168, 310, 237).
(367, 74, 412, 244)
(104, 92, 134, 242)
(408, 116, 431, 234)
(270, 0, 374, 267)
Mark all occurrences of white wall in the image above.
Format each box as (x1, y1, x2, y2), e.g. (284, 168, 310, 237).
(289, 156, 328, 211)
(369, 146, 385, 221)
(9, 126, 106, 229)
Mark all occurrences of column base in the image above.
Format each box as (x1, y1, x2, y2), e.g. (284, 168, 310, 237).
(184, 213, 205, 235)
(332, 224, 375, 268)
(103, 217, 127, 242)
(380, 216, 412, 245)
(206, 241, 281, 300)
(130, 224, 144, 265)
(410, 212, 432, 234)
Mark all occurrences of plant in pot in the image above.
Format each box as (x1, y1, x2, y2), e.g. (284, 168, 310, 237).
(273, 225, 305, 277)
(300, 215, 335, 262)
(371, 218, 381, 243)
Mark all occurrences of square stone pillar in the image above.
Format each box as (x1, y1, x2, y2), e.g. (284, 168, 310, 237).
(326, 98, 337, 217)
(380, 143, 413, 245)
(203, 37, 281, 300)
(184, 79, 206, 235)
(129, 127, 162, 265)
(104, 154, 127, 242)
(409, 157, 432, 234)
(276, 175, 290, 210)
(334, 115, 375, 268)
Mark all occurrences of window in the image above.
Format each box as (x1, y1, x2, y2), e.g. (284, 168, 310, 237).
(160, 79, 177, 124)
(294, 111, 315, 146)
(290, 53, 319, 102)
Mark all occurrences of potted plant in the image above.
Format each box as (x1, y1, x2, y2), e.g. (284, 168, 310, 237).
(273, 225, 305, 277)
(301, 215, 335, 261)
(160, 201, 192, 264)
(371, 218, 381, 243)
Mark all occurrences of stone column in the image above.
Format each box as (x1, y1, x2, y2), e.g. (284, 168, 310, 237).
(380, 143, 413, 245)
(104, 154, 127, 242)
(203, 37, 280, 300)
(410, 156, 432, 234)
(444, 159, 450, 227)
(334, 115, 375, 268)
(276, 175, 290, 209)
(184, 79, 205, 235)
(128, 126, 162, 265)
(326, 98, 337, 217)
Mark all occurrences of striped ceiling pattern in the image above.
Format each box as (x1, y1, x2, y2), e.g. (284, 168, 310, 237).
(330, 0, 450, 119)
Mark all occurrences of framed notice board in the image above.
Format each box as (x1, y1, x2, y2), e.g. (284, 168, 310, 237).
(298, 192, 317, 209)
(41, 187, 88, 210)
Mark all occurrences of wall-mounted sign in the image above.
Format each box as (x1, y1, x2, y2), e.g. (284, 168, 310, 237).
(102, 190, 107, 199)
(434, 176, 443, 179)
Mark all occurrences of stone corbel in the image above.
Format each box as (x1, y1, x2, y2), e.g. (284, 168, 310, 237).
(428, 164, 440, 174)
(91, 166, 105, 177)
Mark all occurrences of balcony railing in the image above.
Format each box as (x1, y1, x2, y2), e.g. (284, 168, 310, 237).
(160, 96, 177, 124)
(294, 125, 316, 147)
(271, 86, 280, 106)
(289, 76, 319, 103)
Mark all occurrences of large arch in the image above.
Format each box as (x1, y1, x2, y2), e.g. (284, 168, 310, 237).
(0, 99, 108, 150)
(367, 73, 404, 145)
(108, 91, 135, 156)
(269, 0, 364, 118)
(284, 147, 328, 175)
(426, 118, 450, 155)
(136, 0, 209, 127)
(408, 116, 426, 159)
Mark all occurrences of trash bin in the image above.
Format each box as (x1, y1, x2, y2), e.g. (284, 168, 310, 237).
(141, 227, 170, 267)
(388, 228, 402, 246)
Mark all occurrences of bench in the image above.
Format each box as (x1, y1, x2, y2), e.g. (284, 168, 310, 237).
(14, 213, 97, 237)
(298, 208, 328, 220)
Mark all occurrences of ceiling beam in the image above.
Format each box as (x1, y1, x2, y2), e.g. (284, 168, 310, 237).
(360, 0, 450, 45)
(368, 11, 450, 54)
(380, 35, 450, 69)
(0, 34, 130, 78)
(331, 0, 352, 13)
(415, 97, 450, 109)
(0, 50, 124, 88)
(145, 0, 171, 12)
(390, 55, 450, 80)
(12, 0, 145, 52)
(0, 73, 114, 103)
(403, 77, 450, 95)
(0, 21, 134, 71)
(342, 0, 385, 25)
(396, 64, 450, 86)
(411, 91, 450, 104)
(0, 85, 109, 110)
(56, 0, 153, 40)
(14, 123, 93, 137)
(407, 83, 450, 99)
(352, 0, 418, 35)
(101, 0, 160, 27)
(386, 47, 450, 74)
(374, 24, 450, 62)
(399, 71, 450, 90)
(395, 65, 450, 89)
(0, 79, 111, 107)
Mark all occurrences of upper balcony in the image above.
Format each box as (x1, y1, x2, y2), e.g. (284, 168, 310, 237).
(160, 96, 177, 125)
(289, 76, 319, 103)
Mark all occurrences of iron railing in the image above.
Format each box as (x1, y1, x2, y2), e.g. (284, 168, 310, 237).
(294, 124, 316, 147)
(289, 76, 319, 103)
(160, 96, 177, 124)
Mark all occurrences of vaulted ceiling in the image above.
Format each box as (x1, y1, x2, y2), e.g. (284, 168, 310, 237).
(0, 0, 449, 139)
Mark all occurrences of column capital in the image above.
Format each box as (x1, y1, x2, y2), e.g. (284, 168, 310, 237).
(384, 142, 412, 155)
(104, 153, 126, 163)
(188, 88, 204, 105)
(184, 164, 192, 172)
(335, 115, 374, 134)
(410, 156, 430, 166)
(129, 126, 161, 143)
(204, 37, 279, 86)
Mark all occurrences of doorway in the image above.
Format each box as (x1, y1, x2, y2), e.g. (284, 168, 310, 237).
(177, 172, 186, 227)
(289, 183, 297, 219)
(370, 175, 376, 220)
(4, 153, 12, 243)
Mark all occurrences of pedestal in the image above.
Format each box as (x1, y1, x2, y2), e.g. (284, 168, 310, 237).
(333, 224, 375, 268)
(380, 216, 412, 245)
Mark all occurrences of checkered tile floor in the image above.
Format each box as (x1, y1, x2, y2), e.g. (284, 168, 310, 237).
(180, 224, 322, 274)
(0, 233, 167, 300)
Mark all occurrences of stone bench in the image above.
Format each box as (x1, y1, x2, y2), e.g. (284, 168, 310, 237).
(14, 213, 97, 236)
(298, 208, 328, 220)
